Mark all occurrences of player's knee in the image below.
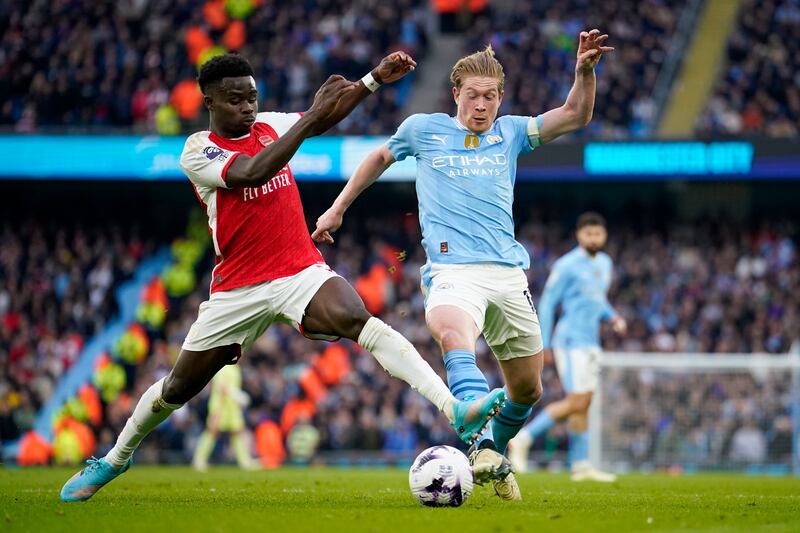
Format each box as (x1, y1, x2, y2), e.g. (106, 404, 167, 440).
(438, 328, 472, 352)
(335, 302, 371, 341)
(569, 393, 592, 413)
(512, 379, 542, 405)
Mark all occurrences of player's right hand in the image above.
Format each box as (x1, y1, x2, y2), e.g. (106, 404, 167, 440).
(576, 29, 614, 73)
(307, 75, 357, 120)
(311, 207, 343, 244)
(611, 316, 627, 336)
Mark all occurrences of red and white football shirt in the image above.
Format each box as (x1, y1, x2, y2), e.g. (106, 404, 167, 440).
(180, 112, 324, 293)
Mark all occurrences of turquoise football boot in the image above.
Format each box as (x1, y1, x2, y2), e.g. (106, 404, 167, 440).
(451, 388, 506, 444)
(60, 456, 132, 502)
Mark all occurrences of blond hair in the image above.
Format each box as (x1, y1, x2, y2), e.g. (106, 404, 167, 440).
(450, 44, 505, 91)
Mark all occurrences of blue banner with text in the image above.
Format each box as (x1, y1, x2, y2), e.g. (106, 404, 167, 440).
(1, 135, 797, 181)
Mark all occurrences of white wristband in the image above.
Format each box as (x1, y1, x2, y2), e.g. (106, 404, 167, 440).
(360, 72, 381, 93)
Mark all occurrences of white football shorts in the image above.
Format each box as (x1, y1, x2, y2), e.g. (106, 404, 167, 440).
(421, 263, 543, 360)
(182, 263, 341, 353)
(553, 346, 602, 394)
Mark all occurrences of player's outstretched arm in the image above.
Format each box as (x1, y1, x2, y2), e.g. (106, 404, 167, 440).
(225, 75, 356, 187)
(538, 29, 614, 145)
(319, 51, 417, 130)
(311, 144, 396, 244)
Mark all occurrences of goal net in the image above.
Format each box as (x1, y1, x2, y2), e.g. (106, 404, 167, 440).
(590, 352, 800, 474)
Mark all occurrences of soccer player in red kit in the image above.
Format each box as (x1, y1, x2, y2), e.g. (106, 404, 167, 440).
(61, 53, 505, 501)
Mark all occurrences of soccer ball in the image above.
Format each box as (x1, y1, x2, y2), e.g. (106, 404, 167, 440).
(408, 445, 473, 507)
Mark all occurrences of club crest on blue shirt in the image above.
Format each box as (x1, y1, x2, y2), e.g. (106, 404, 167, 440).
(464, 134, 480, 149)
(486, 135, 503, 145)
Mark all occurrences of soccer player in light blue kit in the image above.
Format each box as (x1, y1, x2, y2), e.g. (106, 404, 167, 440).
(314, 30, 614, 500)
(508, 212, 627, 482)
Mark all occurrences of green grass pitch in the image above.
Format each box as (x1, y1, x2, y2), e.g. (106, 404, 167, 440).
(2, 467, 798, 532)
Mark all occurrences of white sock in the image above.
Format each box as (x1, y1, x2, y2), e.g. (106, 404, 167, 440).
(105, 377, 182, 468)
(358, 317, 455, 419)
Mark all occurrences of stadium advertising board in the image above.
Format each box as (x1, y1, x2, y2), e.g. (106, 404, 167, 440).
(1, 135, 797, 181)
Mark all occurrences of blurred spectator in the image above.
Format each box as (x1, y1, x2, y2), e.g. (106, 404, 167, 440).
(729, 419, 768, 464)
(696, 0, 800, 137)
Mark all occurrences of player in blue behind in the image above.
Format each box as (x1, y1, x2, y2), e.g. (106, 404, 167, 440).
(314, 30, 614, 500)
(508, 212, 626, 482)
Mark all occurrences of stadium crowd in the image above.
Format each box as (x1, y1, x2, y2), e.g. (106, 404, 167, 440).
(0, 222, 152, 444)
(0, 0, 428, 135)
(2, 209, 798, 467)
(4, 1, 798, 139)
(602, 371, 795, 469)
(7, 214, 788, 465)
(462, 0, 685, 138)
(696, 0, 800, 137)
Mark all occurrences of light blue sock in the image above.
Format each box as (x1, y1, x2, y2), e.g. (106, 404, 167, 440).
(568, 431, 590, 465)
(492, 395, 533, 455)
(444, 349, 494, 443)
(523, 409, 555, 440)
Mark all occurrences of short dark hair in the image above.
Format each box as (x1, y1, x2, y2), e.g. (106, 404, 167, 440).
(576, 211, 606, 229)
(197, 54, 255, 94)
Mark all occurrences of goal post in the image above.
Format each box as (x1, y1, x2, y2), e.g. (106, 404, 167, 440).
(590, 352, 800, 475)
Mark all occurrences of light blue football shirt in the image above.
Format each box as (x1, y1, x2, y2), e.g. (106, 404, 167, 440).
(387, 112, 543, 269)
(538, 247, 618, 349)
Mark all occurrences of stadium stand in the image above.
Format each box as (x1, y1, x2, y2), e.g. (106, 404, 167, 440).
(129, 214, 800, 465)
(462, 0, 686, 138)
(5, 210, 795, 465)
(696, 0, 800, 137)
(0, 222, 154, 444)
(1, 1, 798, 472)
(0, 0, 428, 135)
(602, 370, 795, 469)
(5, 1, 796, 139)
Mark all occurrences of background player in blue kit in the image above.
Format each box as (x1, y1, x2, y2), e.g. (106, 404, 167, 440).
(314, 30, 614, 500)
(509, 212, 627, 482)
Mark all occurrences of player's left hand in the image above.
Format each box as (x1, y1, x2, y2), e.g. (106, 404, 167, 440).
(576, 29, 614, 73)
(611, 316, 627, 336)
(373, 51, 417, 85)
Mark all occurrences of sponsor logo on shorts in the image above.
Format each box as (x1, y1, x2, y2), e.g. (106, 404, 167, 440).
(203, 146, 223, 160)
(435, 282, 454, 291)
(440, 241, 449, 253)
